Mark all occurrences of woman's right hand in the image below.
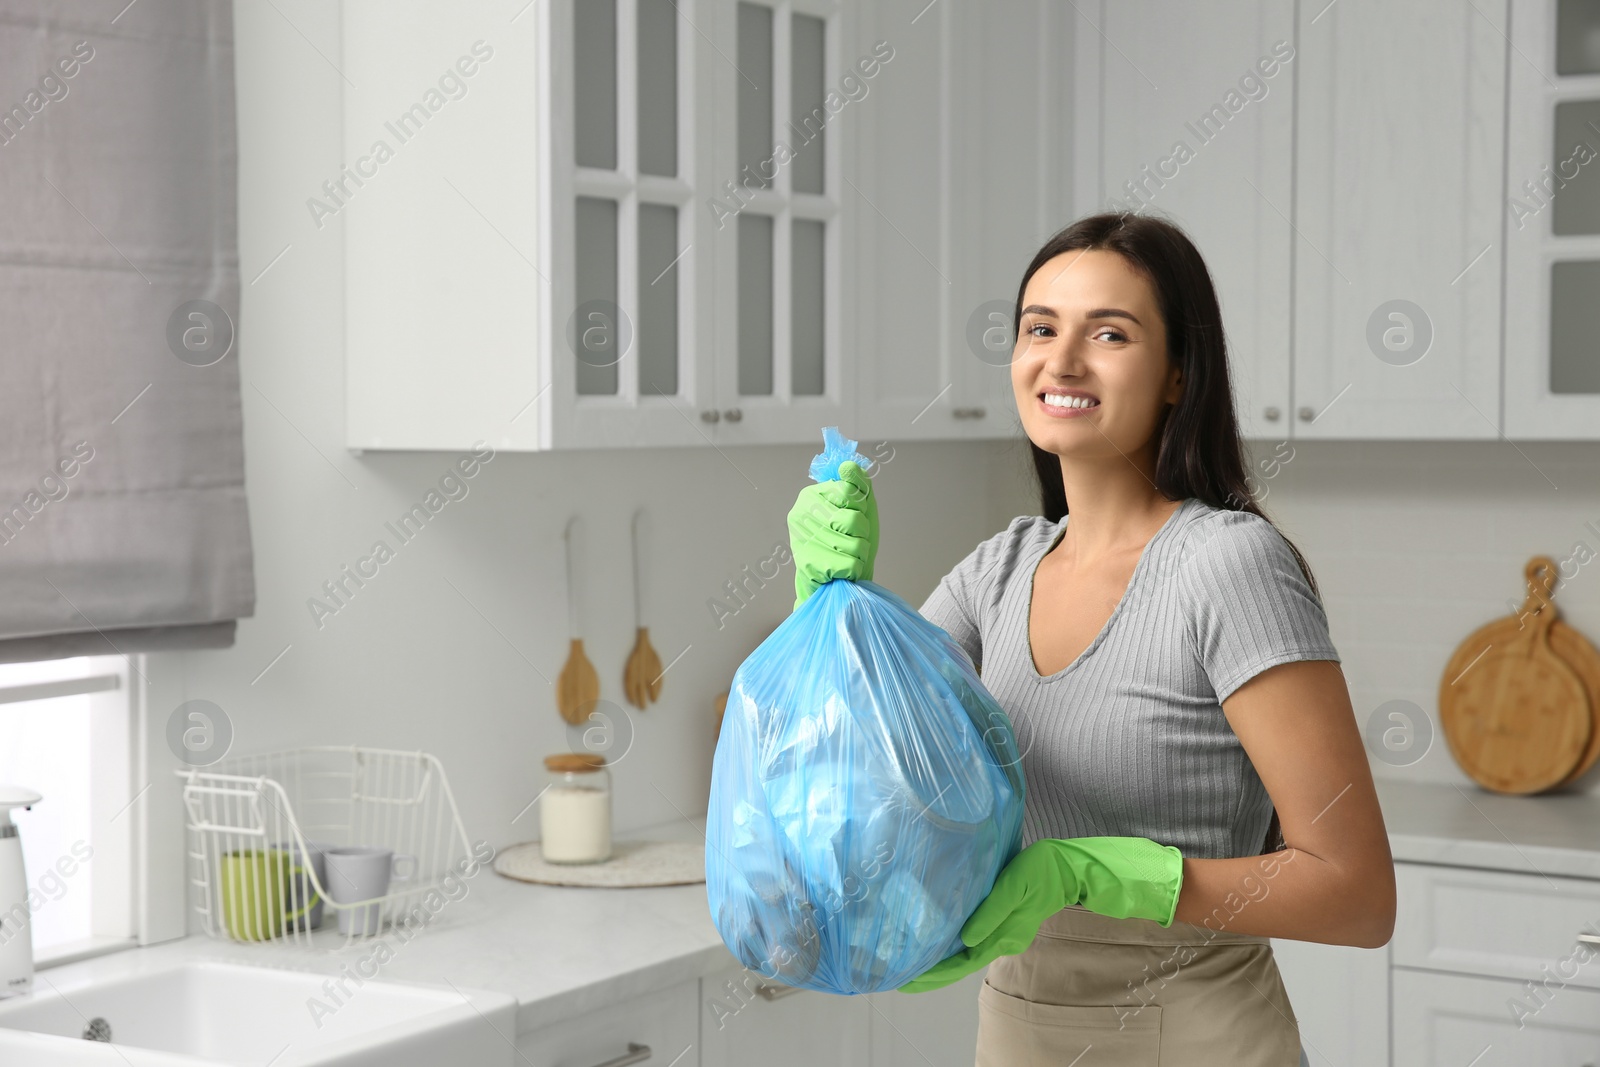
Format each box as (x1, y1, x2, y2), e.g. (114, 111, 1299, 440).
(787, 460, 879, 610)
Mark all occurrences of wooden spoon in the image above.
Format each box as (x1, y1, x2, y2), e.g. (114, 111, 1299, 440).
(1438, 556, 1591, 794)
(623, 509, 664, 709)
(556, 516, 600, 725)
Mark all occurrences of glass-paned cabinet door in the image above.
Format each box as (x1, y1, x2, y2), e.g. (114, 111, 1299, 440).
(708, 0, 855, 444)
(1505, 0, 1600, 437)
(549, 0, 713, 448)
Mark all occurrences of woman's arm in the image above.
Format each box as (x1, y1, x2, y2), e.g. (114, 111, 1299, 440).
(1170, 658, 1396, 948)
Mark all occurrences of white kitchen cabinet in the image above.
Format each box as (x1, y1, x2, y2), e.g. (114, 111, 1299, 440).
(1504, 0, 1600, 438)
(1270, 936, 1389, 1067)
(866, 971, 984, 1067)
(559, 0, 862, 448)
(510, 961, 973, 1067)
(343, 0, 548, 452)
(1292, 0, 1507, 439)
(1269, 859, 1600, 1067)
(550, 0, 721, 449)
(851, 0, 1073, 443)
(701, 0, 857, 445)
(699, 961, 870, 1066)
(343, 1, 1537, 451)
(1393, 969, 1600, 1066)
(516, 978, 700, 1067)
(1388, 861, 1600, 1067)
(1090, 0, 1297, 443)
(345, 0, 859, 452)
(1392, 862, 1600, 992)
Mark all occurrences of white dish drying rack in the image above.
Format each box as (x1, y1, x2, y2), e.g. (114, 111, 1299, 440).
(177, 746, 473, 947)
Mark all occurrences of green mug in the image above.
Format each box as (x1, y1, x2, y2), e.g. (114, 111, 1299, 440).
(219, 848, 321, 941)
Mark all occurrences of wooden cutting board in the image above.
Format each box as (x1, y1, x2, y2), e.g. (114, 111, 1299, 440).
(1438, 556, 1593, 794)
(1551, 618, 1600, 786)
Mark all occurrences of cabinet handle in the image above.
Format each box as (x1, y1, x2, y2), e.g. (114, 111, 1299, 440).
(1263, 406, 1281, 422)
(723, 408, 743, 423)
(583, 1041, 651, 1067)
(753, 981, 803, 1001)
(1297, 406, 1315, 423)
(953, 407, 986, 420)
(700, 409, 720, 424)
(1579, 933, 1600, 946)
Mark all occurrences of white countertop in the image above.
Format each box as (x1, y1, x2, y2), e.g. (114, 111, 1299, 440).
(1375, 776, 1600, 880)
(40, 780, 1600, 1037)
(44, 816, 728, 1036)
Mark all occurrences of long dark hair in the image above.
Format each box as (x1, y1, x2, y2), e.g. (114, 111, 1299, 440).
(1015, 211, 1319, 599)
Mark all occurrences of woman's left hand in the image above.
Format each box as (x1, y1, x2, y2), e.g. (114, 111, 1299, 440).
(897, 836, 1184, 993)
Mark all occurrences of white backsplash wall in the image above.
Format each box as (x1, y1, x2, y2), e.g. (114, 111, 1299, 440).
(1243, 438, 1600, 795)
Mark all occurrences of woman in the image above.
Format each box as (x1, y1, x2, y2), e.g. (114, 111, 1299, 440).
(787, 212, 1395, 1065)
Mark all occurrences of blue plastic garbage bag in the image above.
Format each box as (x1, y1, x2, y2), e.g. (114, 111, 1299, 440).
(705, 428, 1026, 995)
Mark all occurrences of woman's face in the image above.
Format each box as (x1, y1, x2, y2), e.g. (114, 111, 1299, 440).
(1010, 248, 1181, 462)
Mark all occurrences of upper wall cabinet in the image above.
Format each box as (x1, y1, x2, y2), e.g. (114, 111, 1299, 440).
(550, 0, 718, 448)
(1292, 0, 1507, 439)
(851, 0, 1073, 443)
(1088, 0, 1296, 443)
(345, 1, 1570, 450)
(343, 1, 547, 451)
(1504, 0, 1600, 438)
(344, 0, 860, 451)
(703, 0, 857, 445)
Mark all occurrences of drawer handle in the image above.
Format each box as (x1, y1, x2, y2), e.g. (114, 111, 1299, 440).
(753, 981, 803, 1001)
(1579, 933, 1600, 946)
(584, 1042, 651, 1067)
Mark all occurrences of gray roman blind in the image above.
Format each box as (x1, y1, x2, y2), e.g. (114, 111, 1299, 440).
(0, 0, 253, 662)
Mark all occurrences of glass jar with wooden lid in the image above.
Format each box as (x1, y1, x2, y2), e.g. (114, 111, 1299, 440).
(540, 752, 612, 864)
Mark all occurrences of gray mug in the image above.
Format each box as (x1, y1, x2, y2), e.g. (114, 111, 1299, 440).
(323, 846, 417, 936)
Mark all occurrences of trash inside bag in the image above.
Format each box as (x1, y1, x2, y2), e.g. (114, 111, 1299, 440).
(705, 428, 1026, 995)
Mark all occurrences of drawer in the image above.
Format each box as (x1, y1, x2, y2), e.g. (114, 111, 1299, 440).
(516, 979, 699, 1067)
(1394, 862, 1600, 990)
(1394, 968, 1600, 1065)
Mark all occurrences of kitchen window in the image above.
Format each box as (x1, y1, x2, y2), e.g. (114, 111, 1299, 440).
(0, 655, 136, 964)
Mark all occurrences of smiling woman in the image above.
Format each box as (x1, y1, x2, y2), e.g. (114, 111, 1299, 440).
(887, 212, 1397, 1066)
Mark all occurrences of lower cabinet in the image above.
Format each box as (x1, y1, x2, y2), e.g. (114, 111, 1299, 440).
(1269, 936, 1389, 1067)
(1272, 859, 1600, 1067)
(865, 971, 985, 1067)
(1390, 861, 1600, 1067)
(1392, 863, 1600, 992)
(698, 960, 985, 1067)
(515, 980, 700, 1067)
(699, 960, 870, 1067)
(1392, 969, 1600, 1065)
(513, 958, 983, 1067)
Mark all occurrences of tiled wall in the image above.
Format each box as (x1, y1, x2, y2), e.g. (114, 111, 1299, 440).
(1246, 439, 1600, 794)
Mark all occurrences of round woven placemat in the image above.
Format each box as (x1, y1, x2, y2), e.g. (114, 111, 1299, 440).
(493, 839, 705, 888)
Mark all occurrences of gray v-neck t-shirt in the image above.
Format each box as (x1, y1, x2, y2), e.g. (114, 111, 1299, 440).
(917, 497, 1341, 860)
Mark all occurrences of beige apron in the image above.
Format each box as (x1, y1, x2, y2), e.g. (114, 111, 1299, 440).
(975, 902, 1302, 1066)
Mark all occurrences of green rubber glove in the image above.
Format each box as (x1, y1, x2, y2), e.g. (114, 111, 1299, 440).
(787, 459, 880, 611)
(897, 836, 1184, 994)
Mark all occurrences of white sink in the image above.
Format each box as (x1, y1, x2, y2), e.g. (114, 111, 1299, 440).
(0, 960, 517, 1066)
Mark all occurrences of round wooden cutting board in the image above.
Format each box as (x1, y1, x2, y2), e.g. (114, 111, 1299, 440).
(1550, 618, 1600, 786)
(1438, 556, 1593, 794)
